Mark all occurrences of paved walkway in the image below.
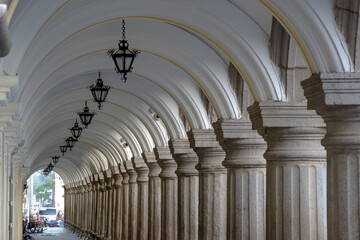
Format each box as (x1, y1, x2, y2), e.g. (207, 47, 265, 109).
(30, 227, 80, 240)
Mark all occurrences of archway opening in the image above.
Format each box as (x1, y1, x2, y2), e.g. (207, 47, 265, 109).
(22, 170, 64, 231)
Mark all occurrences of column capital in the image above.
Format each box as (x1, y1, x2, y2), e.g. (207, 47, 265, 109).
(98, 172, 106, 192)
(112, 165, 123, 188)
(248, 101, 326, 162)
(154, 146, 177, 179)
(119, 162, 129, 184)
(124, 161, 137, 183)
(169, 138, 198, 176)
(187, 129, 225, 171)
(132, 156, 149, 183)
(105, 169, 113, 190)
(302, 73, 360, 109)
(248, 101, 324, 132)
(142, 151, 161, 177)
(213, 119, 266, 168)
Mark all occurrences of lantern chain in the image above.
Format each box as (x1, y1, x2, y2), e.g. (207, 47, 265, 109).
(122, 19, 126, 40)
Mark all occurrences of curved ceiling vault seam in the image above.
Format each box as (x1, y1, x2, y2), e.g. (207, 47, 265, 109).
(27, 140, 102, 174)
(21, 47, 209, 132)
(24, 98, 151, 155)
(24, 104, 147, 160)
(17, 17, 248, 120)
(15, 0, 71, 72)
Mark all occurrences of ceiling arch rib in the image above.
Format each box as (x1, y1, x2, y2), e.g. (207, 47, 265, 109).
(27, 135, 104, 174)
(260, 0, 353, 73)
(3, 0, 68, 74)
(30, 156, 89, 184)
(17, 19, 226, 130)
(22, 71, 165, 149)
(8, 0, 282, 116)
(23, 90, 153, 156)
(24, 106, 141, 164)
(20, 61, 174, 148)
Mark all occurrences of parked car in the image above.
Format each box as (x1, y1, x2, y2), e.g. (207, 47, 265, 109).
(37, 208, 58, 221)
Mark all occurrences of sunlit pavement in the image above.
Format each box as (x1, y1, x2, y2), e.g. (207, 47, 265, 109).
(30, 227, 80, 240)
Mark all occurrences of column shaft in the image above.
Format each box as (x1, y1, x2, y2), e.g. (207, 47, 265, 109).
(249, 101, 327, 240)
(154, 147, 178, 240)
(169, 139, 199, 240)
(188, 129, 227, 239)
(143, 152, 161, 240)
(214, 119, 267, 240)
(120, 165, 129, 240)
(133, 156, 149, 240)
(302, 73, 360, 239)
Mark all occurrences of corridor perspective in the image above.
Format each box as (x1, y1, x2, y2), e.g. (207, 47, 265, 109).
(0, 0, 359, 239)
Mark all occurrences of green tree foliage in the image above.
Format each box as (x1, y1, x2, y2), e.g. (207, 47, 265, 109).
(34, 172, 55, 206)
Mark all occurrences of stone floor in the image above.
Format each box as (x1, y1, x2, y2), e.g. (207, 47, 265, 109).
(29, 227, 80, 240)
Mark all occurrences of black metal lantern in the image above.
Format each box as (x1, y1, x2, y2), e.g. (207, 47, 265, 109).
(77, 101, 95, 128)
(52, 156, 59, 164)
(90, 71, 111, 110)
(48, 163, 54, 171)
(65, 136, 77, 150)
(107, 19, 140, 82)
(70, 119, 82, 139)
(60, 145, 68, 155)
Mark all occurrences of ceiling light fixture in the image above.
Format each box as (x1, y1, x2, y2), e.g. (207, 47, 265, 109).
(90, 71, 111, 110)
(60, 145, 68, 155)
(77, 101, 95, 128)
(70, 119, 82, 139)
(107, 19, 140, 82)
(52, 156, 59, 164)
(65, 137, 77, 150)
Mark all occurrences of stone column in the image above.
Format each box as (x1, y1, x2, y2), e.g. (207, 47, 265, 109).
(248, 101, 327, 240)
(142, 152, 161, 240)
(81, 180, 88, 238)
(86, 176, 93, 239)
(154, 146, 178, 240)
(112, 165, 123, 240)
(188, 129, 227, 240)
(133, 157, 149, 240)
(214, 119, 267, 239)
(92, 174, 99, 238)
(105, 170, 113, 240)
(169, 139, 199, 240)
(120, 163, 129, 240)
(98, 173, 106, 240)
(302, 73, 360, 240)
(125, 161, 138, 240)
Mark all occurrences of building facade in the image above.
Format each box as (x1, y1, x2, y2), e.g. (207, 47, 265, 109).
(0, 0, 359, 239)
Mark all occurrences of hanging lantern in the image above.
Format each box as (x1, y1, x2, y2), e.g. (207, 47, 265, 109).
(107, 19, 140, 82)
(60, 145, 68, 155)
(77, 101, 95, 128)
(52, 156, 59, 164)
(65, 136, 77, 150)
(70, 119, 82, 139)
(48, 163, 54, 171)
(90, 71, 111, 110)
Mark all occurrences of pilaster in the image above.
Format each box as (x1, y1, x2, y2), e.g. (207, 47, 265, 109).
(188, 129, 227, 239)
(248, 101, 326, 240)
